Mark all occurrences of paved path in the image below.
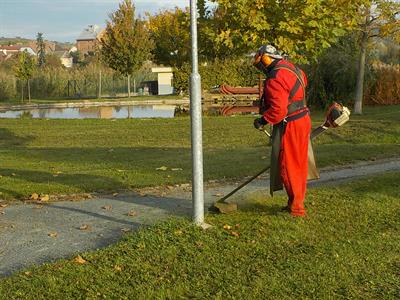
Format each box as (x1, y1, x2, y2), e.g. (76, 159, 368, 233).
(0, 158, 399, 277)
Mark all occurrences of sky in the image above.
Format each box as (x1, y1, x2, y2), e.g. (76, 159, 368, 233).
(0, 0, 189, 42)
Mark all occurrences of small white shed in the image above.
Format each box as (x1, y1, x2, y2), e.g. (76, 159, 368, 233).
(151, 67, 174, 95)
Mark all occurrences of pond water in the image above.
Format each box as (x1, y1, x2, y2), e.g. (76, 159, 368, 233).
(0, 105, 177, 119)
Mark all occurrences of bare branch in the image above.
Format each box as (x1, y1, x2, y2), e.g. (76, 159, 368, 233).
(367, 15, 380, 25)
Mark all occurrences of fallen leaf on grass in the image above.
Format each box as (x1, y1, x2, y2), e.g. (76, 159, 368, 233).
(48, 232, 58, 238)
(102, 205, 112, 211)
(230, 231, 240, 237)
(171, 168, 183, 171)
(30, 193, 39, 200)
(24, 271, 32, 276)
(79, 224, 91, 231)
(114, 265, 122, 272)
(39, 194, 50, 202)
(74, 255, 87, 265)
(127, 210, 137, 217)
(82, 193, 92, 199)
(174, 230, 183, 236)
(121, 228, 131, 233)
(223, 224, 232, 230)
(156, 166, 168, 171)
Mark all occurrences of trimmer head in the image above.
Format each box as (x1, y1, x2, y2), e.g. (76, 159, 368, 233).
(210, 201, 238, 214)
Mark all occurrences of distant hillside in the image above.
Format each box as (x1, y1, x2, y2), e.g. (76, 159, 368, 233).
(0, 37, 74, 51)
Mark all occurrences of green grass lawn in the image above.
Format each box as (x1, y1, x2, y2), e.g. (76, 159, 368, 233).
(0, 105, 399, 201)
(0, 172, 398, 299)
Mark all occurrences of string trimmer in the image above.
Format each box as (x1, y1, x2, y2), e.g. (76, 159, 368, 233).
(211, 102, 351, 214)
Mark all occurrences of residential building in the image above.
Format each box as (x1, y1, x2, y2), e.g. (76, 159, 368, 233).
(53, 50, 73, 68)
(0, 45, 36, 56)
(27, 40, 56, 53)
(76, 25, 104, 56)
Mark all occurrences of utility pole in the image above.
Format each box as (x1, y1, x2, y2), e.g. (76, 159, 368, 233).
(190, 0, 204, 225)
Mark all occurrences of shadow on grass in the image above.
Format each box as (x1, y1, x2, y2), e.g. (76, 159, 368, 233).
(0, 128, 34, 147)
(7, 146, 264, 186)
(0, 187, 25, 199)
(238, 203, 287, 215)
(0, 168, 124, 195)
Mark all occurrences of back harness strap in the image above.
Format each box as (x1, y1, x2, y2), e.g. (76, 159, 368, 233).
(274, 65, 307, 116)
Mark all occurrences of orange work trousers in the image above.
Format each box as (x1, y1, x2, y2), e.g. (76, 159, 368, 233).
(279, 114, 311, 217)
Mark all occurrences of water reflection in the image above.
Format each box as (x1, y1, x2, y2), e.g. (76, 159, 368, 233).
(0, 105, 176, 119)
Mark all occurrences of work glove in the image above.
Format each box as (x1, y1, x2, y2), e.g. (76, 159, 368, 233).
(253, 117, 268, 130)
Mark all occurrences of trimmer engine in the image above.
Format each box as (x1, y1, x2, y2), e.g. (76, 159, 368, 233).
(326, 102, 351, 128)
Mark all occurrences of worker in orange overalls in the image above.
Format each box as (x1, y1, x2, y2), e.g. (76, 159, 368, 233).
(253, 45, 318, 217)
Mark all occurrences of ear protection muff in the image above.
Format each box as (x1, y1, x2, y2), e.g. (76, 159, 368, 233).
(253, 53, 273, 72)
(261, 54, 273, 67)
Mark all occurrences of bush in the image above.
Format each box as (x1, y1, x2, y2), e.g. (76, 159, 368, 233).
(305, 34, 362, 108)
(173, 57, 260, 95)
(0, 73, 16, 101)
(365, 62, 400, 105)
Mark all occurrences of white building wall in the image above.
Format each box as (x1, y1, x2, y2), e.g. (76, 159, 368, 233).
(152, 67, 174, 95)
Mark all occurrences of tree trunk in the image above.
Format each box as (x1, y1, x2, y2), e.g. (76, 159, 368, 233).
(13, 76, 16, 96)
(21, 81, 24, 102)
(127, 74, 131, 98)
(354, 22, 369, 115)
(98, 70, 102, 99)
(27, 79, 31, 103)
(133, 78, 136, 95)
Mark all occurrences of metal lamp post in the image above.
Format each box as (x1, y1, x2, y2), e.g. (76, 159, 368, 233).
(190, 0, 204, 225)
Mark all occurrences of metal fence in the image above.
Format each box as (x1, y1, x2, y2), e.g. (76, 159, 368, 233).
(0, 67, 157, 101)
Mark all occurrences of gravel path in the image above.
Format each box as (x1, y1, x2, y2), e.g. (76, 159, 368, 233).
(0, 158, 399, 277)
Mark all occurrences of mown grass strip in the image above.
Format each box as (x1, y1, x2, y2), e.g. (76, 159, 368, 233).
(0, 172, 398, 299)
(0, 105, 398, 200)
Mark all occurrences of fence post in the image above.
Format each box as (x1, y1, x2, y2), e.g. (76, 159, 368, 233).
(98, 70, 102, 99)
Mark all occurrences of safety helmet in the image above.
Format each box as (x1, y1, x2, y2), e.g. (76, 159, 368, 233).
(253, 45, 283, 72)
